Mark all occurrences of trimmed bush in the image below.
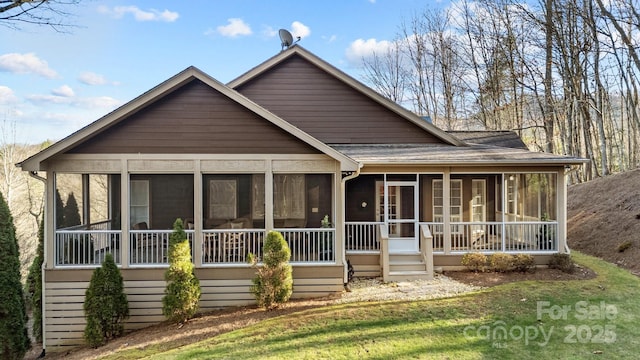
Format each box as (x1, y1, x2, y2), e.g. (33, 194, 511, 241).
(0, 191, 30, 359)
(512, 253, 536, 273)
(461, 252, 488, 272)
(248, 230, 293, 309)
(490, 252, 514, 273)
(162, 219, 201, 324)
(548, 253, 575, 273)
(26, 219, 45, 342)
(83, 253, 129, 348)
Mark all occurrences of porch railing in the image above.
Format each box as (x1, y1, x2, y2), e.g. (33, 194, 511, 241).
(345, 221, 559, 254)
(276, 228, 335, 263)
(55, 229, 121, 266)
(201, 229, 265, 265)
(129, 230, 195, 265)
(55, 227, 336, 267)
(345, 222, 383, 252)
(448, 221, 558, 252)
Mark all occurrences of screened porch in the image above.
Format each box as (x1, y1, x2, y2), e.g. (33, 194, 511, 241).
(345, 172, 560, 255)
(53, 172, 336, 267)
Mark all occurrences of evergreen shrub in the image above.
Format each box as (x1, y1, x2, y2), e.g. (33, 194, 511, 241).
(0, 191, 30, 359)
(83, 253, 129, 348)
(162, 219, 201, 323)
(248, 230, 293, 309)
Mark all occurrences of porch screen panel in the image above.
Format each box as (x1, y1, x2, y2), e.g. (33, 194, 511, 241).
(273, 174, 305, 220)
(209, 179, 237, 220)
(252, 174, 265, 220)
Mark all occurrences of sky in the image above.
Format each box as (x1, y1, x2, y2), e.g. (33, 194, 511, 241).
(0, 0, 444, 144)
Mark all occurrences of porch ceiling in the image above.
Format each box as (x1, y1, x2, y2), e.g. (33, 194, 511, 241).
(330, 144, 588, 166)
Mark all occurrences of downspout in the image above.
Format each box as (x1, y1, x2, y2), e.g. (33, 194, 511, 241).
(28, 170, 47, 353)
(563, 165, 581, 255)
(340, 164, 362, 285)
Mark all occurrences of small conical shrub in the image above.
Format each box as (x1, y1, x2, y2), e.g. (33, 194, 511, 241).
(162, 219, 201, 323)
(63, 192, 81, 227)
(0, 191, 31, 359)
(248, 230, 293, 309)
(55, 189, 64, 229)
(83, 253, 129, 347)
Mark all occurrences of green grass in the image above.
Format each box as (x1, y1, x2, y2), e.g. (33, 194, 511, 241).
(107, 252, 640, 359)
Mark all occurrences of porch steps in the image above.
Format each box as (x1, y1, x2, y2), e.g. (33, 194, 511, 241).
(386, 253, 432, 282)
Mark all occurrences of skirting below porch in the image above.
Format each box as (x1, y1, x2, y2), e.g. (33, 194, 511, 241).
(42, 265, 344, 351)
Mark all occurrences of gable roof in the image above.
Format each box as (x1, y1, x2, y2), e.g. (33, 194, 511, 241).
(18, 66, 360, 172)
(447, 131, 529, 150)
(228, 45, 465, 147)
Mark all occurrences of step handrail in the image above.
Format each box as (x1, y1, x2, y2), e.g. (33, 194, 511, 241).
(419, 224, 434, 279)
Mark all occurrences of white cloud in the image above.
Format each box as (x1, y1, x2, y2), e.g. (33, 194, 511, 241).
(77, 96, 121, 109)
(216, 18, 252, 37)
(78, 71, 119, 86)
(291, 21, 310, 39)
(0, 86, 19, 104)
(345, 38, 392, 65)
(51, 85, 75, 97)
(99, 5, 179, 22)
(262, 25, 278, 38)
(0, 53, 58, 78)
(322, 34, 337, 43)
(27, 93, 120, 109)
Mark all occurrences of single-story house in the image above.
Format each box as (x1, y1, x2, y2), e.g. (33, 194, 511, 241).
(18, 45, 586, 351)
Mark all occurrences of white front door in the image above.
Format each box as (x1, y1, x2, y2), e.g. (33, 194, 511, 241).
(386, 181, 418, 253)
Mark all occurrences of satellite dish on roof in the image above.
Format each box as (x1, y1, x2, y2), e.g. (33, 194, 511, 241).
(279, 29, 300, 50)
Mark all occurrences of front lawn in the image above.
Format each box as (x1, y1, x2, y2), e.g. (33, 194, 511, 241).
(119, 252, 640, 359)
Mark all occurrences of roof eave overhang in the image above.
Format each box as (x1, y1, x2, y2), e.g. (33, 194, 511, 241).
(357, 159, 589, 167)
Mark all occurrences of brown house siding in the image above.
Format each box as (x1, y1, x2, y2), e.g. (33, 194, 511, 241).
(235, 56, 446, 145)
(68, 79, 320, 155)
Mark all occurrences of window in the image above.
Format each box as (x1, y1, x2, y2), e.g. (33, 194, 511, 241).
(506, 174, 518, 216)
(130, 180, 149, 226)
(472, 179, 486, 222)
(433, 179, 462, 231)
(209, 179, 237, 220)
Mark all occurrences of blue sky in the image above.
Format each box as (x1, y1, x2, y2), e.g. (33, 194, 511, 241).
(0, 0, 446, 144)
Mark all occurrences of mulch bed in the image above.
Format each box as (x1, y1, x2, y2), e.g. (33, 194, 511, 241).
(444, 264, 597, 287)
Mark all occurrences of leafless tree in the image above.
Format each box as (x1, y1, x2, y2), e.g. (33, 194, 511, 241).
(361, 40, 409, 104)
(359, 0, 640, 181)
(0, 0, 80, 30)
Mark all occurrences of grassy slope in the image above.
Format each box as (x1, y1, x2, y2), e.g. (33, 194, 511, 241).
(114, 252, 638, 360)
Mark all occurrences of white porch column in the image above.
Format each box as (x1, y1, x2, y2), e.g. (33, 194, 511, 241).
(335, 171, 344, 265)
(557, 169, 568, 253)
(265, 161, 274, 231)
(120, 160, 129, 268)
(45, 173, 55, 269)
(443, 169, 451, 254)
(193, 161, 203, 267)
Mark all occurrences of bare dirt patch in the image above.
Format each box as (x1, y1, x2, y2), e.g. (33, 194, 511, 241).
(568, 168, 640, 276)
